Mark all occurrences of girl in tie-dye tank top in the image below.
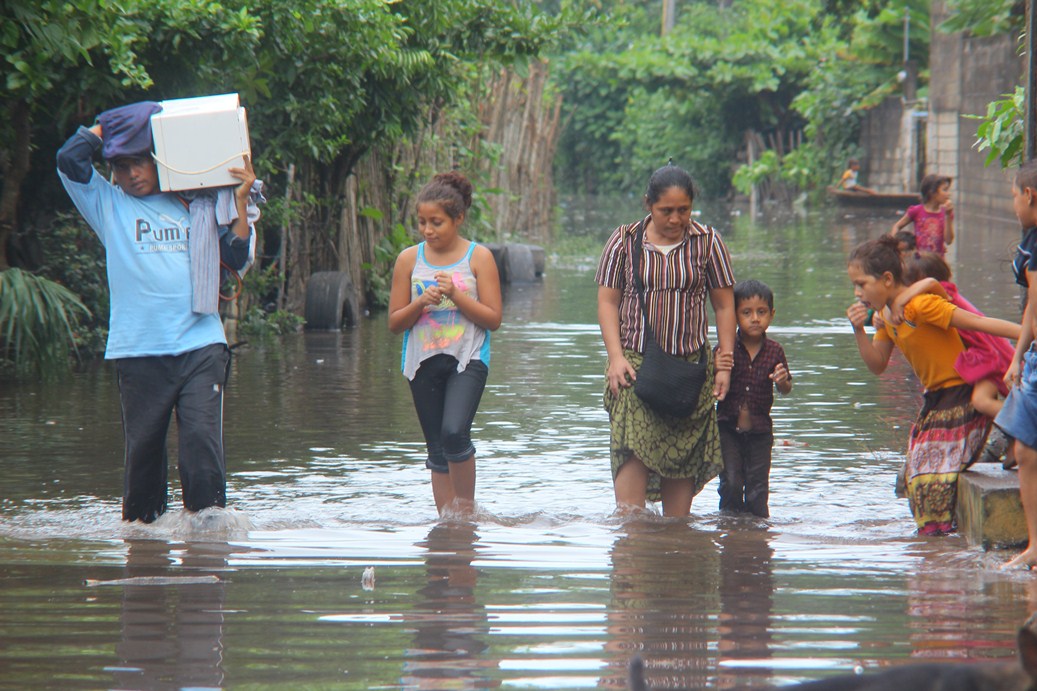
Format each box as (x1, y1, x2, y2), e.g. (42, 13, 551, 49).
(388, 172, 502, 517)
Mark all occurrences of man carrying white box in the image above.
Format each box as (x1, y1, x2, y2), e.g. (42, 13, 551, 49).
(55, 99, 260, 523)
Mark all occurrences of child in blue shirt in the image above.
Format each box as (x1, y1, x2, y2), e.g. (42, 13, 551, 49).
(996, 160, 1037, 569)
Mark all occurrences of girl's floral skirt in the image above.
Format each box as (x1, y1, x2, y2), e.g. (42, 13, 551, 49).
(906, 383, 990, 535)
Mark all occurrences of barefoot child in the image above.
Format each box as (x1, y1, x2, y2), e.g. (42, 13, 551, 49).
(716, 280, 792, 518)
(996, 161, 1037, 569)
(388, 172, 502, 517)
(891, 251, 1016, 463)
(846, 236, 1020, 535)
(890, 173, 954, 256)
(838, 158, 877, 195)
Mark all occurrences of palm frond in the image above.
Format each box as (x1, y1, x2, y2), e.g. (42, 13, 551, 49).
(0, 268, 91, 377)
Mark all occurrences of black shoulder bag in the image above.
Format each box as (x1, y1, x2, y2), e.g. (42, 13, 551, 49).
(630, 223, 709, 418)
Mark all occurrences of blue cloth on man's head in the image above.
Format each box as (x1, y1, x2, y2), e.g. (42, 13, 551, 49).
(98, 102, 162, 160)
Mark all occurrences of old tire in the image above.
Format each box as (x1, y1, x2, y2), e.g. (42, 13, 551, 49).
(305, 270, 359, 330)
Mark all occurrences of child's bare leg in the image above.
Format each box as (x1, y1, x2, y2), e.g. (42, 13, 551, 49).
(444, 456, 476, 516)
(1004, 440, 1037, 569)
(431, 470, 455, 513)
(971, 379, 1003, 418)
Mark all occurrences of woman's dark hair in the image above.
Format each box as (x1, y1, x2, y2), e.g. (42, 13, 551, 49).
(645, 164, 695, 206)
(904, 251, 952, 284)
(416, 171, 473, 220)
(919, 174, 951, 203)
(734, 279, 774, 310)
(848, 235, 903, 284)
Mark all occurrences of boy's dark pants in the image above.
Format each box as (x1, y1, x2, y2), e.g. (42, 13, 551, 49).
(718, 423, 774, 518)
(115, 344, 231, 523)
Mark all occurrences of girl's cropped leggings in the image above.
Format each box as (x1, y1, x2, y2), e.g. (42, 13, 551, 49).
(409, 353, 488, 473)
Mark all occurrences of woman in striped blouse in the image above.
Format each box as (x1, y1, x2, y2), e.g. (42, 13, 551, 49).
(595, 164, 737, 517)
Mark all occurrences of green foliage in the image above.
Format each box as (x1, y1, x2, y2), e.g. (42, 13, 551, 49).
(967, 86, 1025, 169)
(35, 212, 109, 355)
(0, 268, 90, 377)
(235, 265, 303, 338)
(363, 222, 413, 309)
(556, 0, 958, 199)
(238, 307, 304, 338)
(2, 0, 152, 96)
(3, 0, 579, 364)
(940, 0, 1022, 37)
(732, 151, 779, 196)
(241, 262, 283, 302)
(778, 144, 829, 190)
(556, 0, 836, 196)
(609, 87, 736, 197)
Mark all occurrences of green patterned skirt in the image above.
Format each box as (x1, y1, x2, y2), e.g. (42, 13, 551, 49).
(604, 347, 723, 502)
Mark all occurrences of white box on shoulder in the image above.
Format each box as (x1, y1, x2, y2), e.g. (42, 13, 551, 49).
(151, 93, 251, 192)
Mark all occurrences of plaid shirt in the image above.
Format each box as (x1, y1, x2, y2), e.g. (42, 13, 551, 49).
(716, 334, 790, 432)
(595, 216, 735, 355)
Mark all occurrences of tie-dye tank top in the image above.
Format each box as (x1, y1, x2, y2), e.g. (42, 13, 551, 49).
(401, 241, 490, 380)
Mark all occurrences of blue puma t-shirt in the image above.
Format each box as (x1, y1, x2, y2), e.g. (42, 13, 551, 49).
(58, 169, 227, 359)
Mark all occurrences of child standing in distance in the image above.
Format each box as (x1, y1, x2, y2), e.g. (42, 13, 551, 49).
(890, 174, 954, 256)
(847, 236, 1020, 535)
(891, 251, 1016, 463)
(995, 160, 1037, 569)
(388, 172, 502, 517)
(838, 158, 876, 195)
(716, 280, 792, 518)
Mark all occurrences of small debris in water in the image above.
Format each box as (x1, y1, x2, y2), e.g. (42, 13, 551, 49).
(84, 575, 221, 587)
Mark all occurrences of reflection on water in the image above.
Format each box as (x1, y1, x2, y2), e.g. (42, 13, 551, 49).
(402, 523, 499, 689)
(605, 522, 721, 688)
(1, 205, 1035, 688)
(111, 540, 230, 690)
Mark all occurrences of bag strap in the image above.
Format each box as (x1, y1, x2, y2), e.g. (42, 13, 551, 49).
(630, 220, 706, 363)
(629, 220, 654, 343)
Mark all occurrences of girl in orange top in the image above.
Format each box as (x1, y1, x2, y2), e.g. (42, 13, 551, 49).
(846, 236, 1020, 535)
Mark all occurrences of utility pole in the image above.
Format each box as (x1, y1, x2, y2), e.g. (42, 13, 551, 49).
(661, 0, 676, 35)
(1028, 0, 1037, 160)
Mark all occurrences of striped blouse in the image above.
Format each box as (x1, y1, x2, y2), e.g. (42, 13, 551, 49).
(595, 216, 735, 356)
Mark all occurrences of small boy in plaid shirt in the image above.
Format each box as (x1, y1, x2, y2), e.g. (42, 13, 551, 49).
(716, 279, 792, 517)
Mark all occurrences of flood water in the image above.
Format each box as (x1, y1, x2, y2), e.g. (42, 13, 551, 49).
(2, 198, 1034, 690)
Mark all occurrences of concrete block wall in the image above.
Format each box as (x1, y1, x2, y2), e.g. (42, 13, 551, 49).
(859, 97, 909, 192)
(859, 3, 1020, 227)
(928, 0, 1022, 231)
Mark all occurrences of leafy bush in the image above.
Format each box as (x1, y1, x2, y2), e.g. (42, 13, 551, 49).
(238, 307, 304, 339)
(363, 220, 412, 309)
(36, 212, 109, 355)
(967, 86, 1025, 169)
(732, 150, 779, 196)
(0, 268, 90, 377)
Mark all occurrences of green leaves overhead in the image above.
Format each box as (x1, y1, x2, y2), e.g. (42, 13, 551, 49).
(967, 87, 1025, 169)
(940, 0, 1022, 38)
(556, 0, 835, 195)
(553, 0, 982, 197)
